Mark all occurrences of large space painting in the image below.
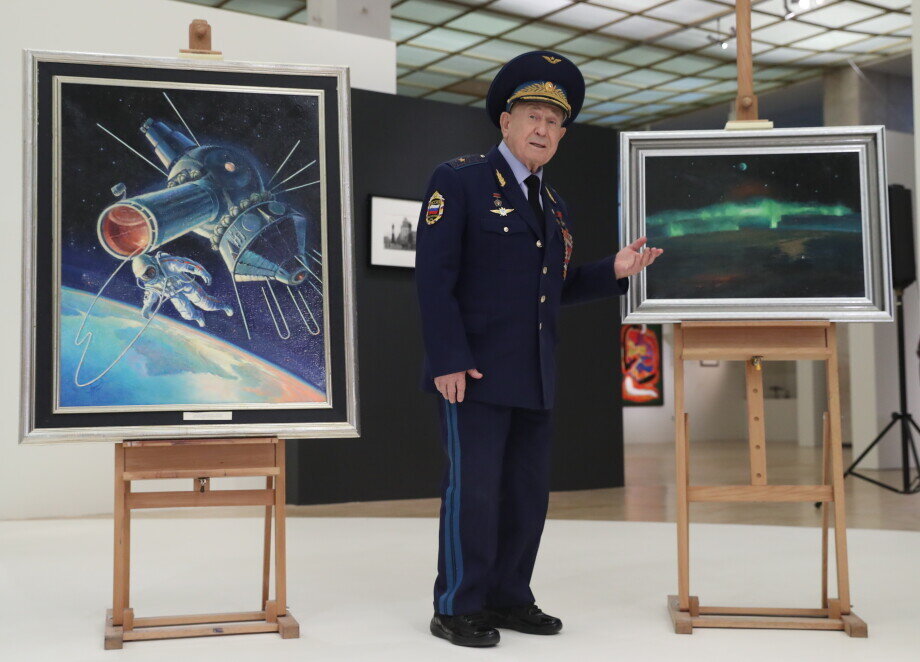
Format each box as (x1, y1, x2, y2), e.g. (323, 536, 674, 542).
(644, 152, 864, 300)
(620, 128, 893, 323)
(23, 52, 358, 442)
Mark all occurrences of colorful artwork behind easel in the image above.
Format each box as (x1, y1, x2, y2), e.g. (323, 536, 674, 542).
(620, 324, 663, 406)
(22, 52, 359, 442)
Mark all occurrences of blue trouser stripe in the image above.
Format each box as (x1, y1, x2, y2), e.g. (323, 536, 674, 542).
(439, 402, 464, 614)
(443, 403, 464, 613)
(439, 401, 456, 613)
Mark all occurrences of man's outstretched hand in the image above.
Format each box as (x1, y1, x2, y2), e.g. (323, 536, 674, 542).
(614, 236, 663, 279)
(435, 368, 483, 404)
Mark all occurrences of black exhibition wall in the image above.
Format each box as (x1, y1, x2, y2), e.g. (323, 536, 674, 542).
(287, 88, 625, 505)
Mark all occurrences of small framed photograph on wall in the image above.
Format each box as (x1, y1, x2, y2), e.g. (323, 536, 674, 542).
(370, 196, 422, 269)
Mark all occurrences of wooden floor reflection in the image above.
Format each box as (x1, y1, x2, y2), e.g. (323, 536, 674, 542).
(287, 441, 920, 532)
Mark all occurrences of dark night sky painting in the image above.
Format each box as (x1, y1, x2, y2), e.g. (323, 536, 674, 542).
(56, 80, 329, 410)
(643, 151, 866, 300)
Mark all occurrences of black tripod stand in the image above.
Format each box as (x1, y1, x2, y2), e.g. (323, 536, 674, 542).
(845, 290, 920, 494)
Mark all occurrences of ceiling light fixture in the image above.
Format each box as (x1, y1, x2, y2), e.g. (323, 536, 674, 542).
(707, 16, 736, 51)
(784, 0, 824, 20)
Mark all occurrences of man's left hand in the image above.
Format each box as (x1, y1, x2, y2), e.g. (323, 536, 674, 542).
(614, 236, 663, 279)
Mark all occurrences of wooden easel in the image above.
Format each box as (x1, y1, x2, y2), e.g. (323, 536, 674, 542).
(104, 437, 299, 648)
(667, 321, 867, 636)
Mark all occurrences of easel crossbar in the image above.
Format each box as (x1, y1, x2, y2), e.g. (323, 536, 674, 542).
(122, 467, 279, 480)
(691, 616, 843, 631)
(689, 485, 833, 502)
(134, 611, 268, 628)
(699, 606, 829, 617)
(123, 623, 279, 641)
(127, 489, 275, 509)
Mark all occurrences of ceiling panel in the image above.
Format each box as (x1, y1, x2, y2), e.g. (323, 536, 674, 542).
(550, 2, 626, 28)
(798, 2, 885, 28)
(600, 15, 676, 40)
(173, 0, 914, 129)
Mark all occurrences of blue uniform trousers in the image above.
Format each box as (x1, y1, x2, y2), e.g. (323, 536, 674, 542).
(434, 397, 553, 616)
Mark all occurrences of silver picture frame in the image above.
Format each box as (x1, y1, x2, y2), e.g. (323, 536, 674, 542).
(619, 126, 893, 324)
(21, 50, 360, 443)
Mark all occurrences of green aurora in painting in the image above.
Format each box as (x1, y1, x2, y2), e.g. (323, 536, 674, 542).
(644, 152, 865, 300)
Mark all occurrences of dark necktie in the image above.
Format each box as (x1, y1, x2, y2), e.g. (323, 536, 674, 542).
(524, 174, 543, 224)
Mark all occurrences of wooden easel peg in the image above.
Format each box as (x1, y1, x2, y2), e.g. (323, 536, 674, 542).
(179, 19, 223, 59)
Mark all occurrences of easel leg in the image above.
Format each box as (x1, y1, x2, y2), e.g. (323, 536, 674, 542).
(745, 359, 767, 485)
(821, 413, 830, 609)
(273, 440, 299, 639)
(826, 325, 852, 614)
(674, 325, 691, 614)
(274, 440, 287, 618)
(113, 443, 126, 627)
(124, 483, 131, 613)
(262, 476, 273, 612)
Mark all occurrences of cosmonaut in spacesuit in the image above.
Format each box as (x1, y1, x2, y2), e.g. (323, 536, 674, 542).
(131, 251, 233, 327)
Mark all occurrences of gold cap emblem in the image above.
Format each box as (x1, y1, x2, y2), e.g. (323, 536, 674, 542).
(506, 80, 571, 117)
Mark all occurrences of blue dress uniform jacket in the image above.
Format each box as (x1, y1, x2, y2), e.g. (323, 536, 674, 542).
(416, 145, 628, 410)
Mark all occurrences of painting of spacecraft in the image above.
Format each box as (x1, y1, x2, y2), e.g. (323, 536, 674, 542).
(22, 52, 358, 442)
(619, 128, 893, 323)
(620, 324, 663, 406)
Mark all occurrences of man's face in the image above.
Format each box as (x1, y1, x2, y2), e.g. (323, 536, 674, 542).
(500, 101, 567, 172)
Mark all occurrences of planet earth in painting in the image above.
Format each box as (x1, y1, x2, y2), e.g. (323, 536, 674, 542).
(58, 287, 325, 409)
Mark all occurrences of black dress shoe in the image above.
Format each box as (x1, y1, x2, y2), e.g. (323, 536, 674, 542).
(484, 604, 562, 635)
(430, 612, 500, 647)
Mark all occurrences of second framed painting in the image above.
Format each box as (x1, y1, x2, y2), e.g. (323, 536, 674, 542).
(22, 50, 358, 442)
(620, 126, 893, 323)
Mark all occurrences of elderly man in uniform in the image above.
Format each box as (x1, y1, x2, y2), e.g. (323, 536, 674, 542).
(415, 50, 662, 648)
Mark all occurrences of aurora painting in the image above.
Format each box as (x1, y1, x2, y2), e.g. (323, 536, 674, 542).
(643, 151, 865, 300)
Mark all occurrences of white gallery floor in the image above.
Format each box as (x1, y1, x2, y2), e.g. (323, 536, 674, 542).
(1, 517, 917, 661)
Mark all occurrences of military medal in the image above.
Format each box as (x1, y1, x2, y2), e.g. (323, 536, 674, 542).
(425, 190, 445, 225)
(490, 206, 514, 217)
(554, 209, 573, 279)
(496, 170, 507, 188)
(561, 226, 573, 280)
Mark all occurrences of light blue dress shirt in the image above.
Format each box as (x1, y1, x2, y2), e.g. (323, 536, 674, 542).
(498, 140, 543, 208)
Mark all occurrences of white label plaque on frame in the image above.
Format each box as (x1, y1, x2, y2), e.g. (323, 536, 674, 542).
(183, 411, 234, 421)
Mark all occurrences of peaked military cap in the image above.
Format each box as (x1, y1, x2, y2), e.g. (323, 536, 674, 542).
(485, 50, 585, 128)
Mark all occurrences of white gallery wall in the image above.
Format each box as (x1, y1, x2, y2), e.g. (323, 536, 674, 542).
(0, 0, 395, 519)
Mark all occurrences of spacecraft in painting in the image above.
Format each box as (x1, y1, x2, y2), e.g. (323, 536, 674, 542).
(94, 94, 322, 341)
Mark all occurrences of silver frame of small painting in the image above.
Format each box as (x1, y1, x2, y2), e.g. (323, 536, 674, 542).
(21, 49, 360, 443)
(619, 126, 893, 324)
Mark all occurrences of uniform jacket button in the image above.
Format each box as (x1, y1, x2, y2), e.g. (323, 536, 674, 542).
(540, 295, 546, 303)
(503, 226, 509, 233)
(542, 266, 548, 274)
(536, 240, 543, 248)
